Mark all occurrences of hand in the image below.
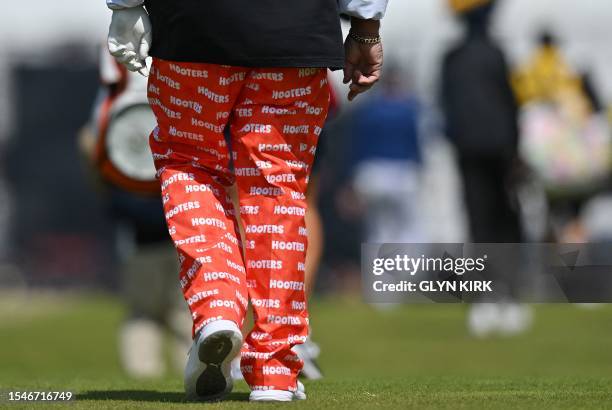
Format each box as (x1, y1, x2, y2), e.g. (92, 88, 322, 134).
(343, 19, 383, 101)
(107, 6, 152, 76)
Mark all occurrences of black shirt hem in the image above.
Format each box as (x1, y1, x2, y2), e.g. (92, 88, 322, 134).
(150, 52, 345, 71)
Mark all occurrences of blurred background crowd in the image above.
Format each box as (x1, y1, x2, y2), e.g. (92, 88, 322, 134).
(2, 0, 612, 382)
(2, 0, 611, 290)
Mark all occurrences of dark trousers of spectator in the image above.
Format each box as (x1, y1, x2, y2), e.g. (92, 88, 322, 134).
(457, 156, 522, 243)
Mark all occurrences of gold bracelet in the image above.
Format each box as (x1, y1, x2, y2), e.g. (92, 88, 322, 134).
(348, 31, 382, 45)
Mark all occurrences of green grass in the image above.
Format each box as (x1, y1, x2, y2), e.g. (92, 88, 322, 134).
(1, 293, 612, 408)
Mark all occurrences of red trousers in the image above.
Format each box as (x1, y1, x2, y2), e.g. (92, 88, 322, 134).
(147, 59, 330, 391)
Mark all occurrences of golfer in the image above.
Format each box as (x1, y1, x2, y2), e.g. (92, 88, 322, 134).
(106, 0, 388, 402)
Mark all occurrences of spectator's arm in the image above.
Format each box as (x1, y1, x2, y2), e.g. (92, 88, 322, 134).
(106, 0, 143, 10)
(339, 0, 389, 20)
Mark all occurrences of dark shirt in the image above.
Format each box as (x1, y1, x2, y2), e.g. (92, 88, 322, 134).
(144, 0, 345, 69)
(441, 31, 519, 158)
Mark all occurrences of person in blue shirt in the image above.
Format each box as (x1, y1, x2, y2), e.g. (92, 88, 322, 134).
(351, 65, 425, 243)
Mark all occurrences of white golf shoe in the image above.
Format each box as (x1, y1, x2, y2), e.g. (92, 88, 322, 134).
(249, 381, 307, 402)
(468, 303, 532, 338)
(184, 320, 243, 401)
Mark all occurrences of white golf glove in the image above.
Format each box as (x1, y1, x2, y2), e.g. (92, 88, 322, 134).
(107, 6, 152, 76)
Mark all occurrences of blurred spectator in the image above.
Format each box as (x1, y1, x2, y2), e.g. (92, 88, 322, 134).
(350, 64, 424, 243)
(512, 31, 583, 107)
(442, 0, 530, 338)
(441, 0, 522, 243)
(513, 31, 611, 242)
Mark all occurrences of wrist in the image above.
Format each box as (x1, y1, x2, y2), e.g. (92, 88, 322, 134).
(350, 17, 380, 36)
(348, 31, 381, 45)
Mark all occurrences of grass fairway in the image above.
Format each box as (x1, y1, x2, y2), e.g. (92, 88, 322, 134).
(1, 294, 612, 409)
